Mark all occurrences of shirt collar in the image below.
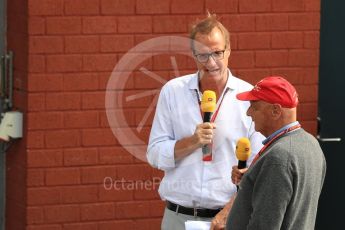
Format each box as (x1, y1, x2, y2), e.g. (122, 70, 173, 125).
(188, 68, 236, 91)
(262, 121, 300, 145)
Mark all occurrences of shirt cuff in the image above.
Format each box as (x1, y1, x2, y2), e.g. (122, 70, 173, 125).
(157, 140, 177, 171)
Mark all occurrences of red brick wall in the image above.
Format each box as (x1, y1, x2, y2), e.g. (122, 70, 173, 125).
(6, 0, 320, 229)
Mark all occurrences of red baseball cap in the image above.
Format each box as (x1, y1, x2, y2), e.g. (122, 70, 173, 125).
(236, 76, 299, 108)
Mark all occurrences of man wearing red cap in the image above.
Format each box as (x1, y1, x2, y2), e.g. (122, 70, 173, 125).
(226, 76, 326, 230)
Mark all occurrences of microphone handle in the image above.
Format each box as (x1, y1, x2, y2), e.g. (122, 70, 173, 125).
(203, 112, 212, 123)
(237, 160, 247, 191)
(238, 160, 247, 169)
(202, 112, 213, 160)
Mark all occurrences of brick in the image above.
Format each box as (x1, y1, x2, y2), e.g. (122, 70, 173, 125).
(27, 225, 61, 230)
(272, 0, 304, 12)
(116, 201, 151, 218)
(256, 14, 289, 31)
(235, 69, 271, 84)
(289, 13, 320, 30)
(304, 31, 319, 49)
(99, 147, 134, 164)
(239, 0, 271, 12)
(305, 0, 320, 11)
(137, 127, 151, 144)
(47, 17, 82, 34)
(116, 52, 154, 71)
(298, 103, 317, 121)
(28, 112, 63, 130)
(300, 120, 317, 135)
(63, 222, 98, 230)
(60, 185, 98, 203)
(63, 73, 99, 91)
(81, 203, 114, 221)
(27, 169, 45, 187)
(83, 54, 117, 72)
(99, 184, 133, 201)
(82, 128, 118, 146)
(65, 36, 99, 53)
(271, 67, 319, 85)
(118, 16, 152, 33)
(135, 108, 155, 127)
(99, 220, 134, 230)
(118, 90, 154, 108)
(82, 91, 105, 109)
(238, 33, 270, 50)
(45, 130, 80, 148)
(64, 111, 99, 128)
(222, 15, 255, 32)
(27, 187, 60, 205)
(28, 149, 63, 167)
(46, 92, 81, 110)
(101, 0, 135, 15)
(29, 0, 63, 16)
(100, 35, 134, 52)
(65, 0, 100, 15)
(153, 54, 189, 71)
(133, 219, 161, 230)
(149, 200, 165, 217)
(230, 33, 238, 50)
(288, 50, 319, 67)
(134, 184, 160, 200)
(13, 90, 27, 112)
(255, 50, 289, 67)
(134, 70, 169, 89)
(116, 165, 152, 181)
(171, 0, 204, 14)
(110, 128, 149, 148)
(228, 51, 254, 68)
(28, 93, 45, 111)
(47, 55, 82, 73)
(153, 16, 188, 33)
(272, 32, 304, 49)
(28, 74, 63, 92)
(44, 204, 80, 223)
(136, 0, 169, 14)
(46, 168, 81, 185)
(28, 55, 45, 73)
(28, 17, 45, 35)
(29, 36, 63, 54)
(98, 71, 135, 90)
(27, 131, 45, 149)
(83, 16, 117, 34)
(205, 0, 238, 13)
(81, 166, 117, 184)
(64, 148, 98, 166)
(27, 207, 44, 224)
(295, 85, 318, 102)
(63, 73, 98, 91)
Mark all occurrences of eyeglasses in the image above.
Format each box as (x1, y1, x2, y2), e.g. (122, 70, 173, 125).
(194, 50, 226, 63)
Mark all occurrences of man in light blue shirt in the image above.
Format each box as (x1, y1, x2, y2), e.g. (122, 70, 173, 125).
(147, 13, 264, 230)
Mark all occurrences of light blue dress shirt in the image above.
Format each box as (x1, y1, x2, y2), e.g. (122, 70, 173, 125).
(147, 70, 265, 209)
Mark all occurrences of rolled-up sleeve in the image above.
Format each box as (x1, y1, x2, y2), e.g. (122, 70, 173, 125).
(146, 86, 176, 171)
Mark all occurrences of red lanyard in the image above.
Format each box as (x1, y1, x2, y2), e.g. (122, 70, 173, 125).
(250, 124, 301, 167)
(195, 88, 229, 122)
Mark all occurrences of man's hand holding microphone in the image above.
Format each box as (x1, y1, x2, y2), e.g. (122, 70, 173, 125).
(232, 137, 251, 187)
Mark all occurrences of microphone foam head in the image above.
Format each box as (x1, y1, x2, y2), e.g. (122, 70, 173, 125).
(201, 90, 216, 112)
(236, 137, 251, 161)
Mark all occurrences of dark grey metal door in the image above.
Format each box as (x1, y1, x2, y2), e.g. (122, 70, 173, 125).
(316, 0, 345, 229)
